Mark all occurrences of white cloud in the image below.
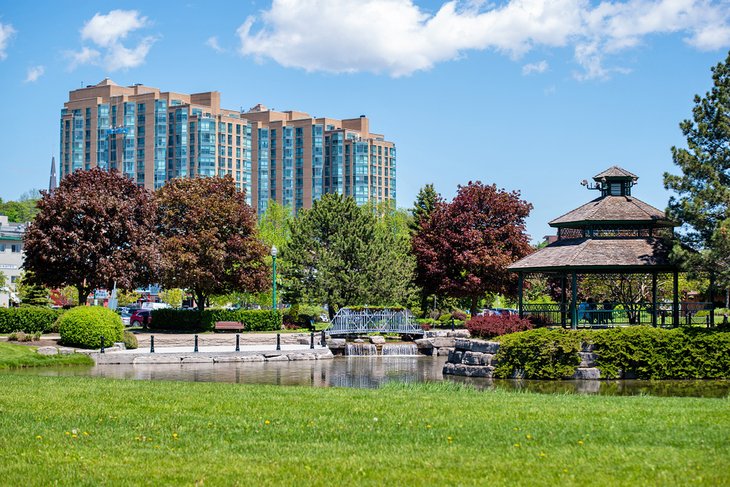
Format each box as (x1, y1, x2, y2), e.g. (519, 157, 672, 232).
(237, 0, 730, 79)
(206, 36, 225, 53)
(81, 10, 148, 47)
(24, 65, 45, 83)
(70, 10, 156, 72)
(0, 22, 16, 60)
(522, 60, 548, 75)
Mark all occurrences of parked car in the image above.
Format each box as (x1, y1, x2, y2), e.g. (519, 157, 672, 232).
(129, 309, 152, 328)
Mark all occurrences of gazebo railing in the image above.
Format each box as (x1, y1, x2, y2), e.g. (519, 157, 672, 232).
(522, 302, 715, 327)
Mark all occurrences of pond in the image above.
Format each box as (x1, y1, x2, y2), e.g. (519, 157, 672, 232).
(4, 356, 729, 397)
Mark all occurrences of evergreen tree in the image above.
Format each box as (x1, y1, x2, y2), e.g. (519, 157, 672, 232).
(16, 271, 50, 307)
(664, 51, 730, 291)
(409, 184, 440, 234)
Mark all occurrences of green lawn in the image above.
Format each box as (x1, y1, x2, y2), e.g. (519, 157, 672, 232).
(0, 342, 94, 369)
(0, 377, 728, 485)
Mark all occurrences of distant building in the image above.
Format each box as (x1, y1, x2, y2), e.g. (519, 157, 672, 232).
(59, 79, 396, 214)
(0, 214, 25, 292)
(48, 155, 57, 192)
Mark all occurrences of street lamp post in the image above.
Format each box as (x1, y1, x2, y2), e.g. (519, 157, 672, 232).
(271, 245, 278, 310)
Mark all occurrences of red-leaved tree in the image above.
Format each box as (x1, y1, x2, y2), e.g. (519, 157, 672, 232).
(23, 168, 158, 303)
(155, 176, 269, 312)
(412, 181, 533, 316)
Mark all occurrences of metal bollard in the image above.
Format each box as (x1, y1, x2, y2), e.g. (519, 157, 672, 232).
(150, 335, 155, 353)
(451, 318, 455, 332)
(235, 334, 240, 352)
(276, 333, 281, 351)
(321, 330, 326, 347)
(100, 335, 105, 354)
(310, 331, 314, 349)
(194, 334, 199, 352)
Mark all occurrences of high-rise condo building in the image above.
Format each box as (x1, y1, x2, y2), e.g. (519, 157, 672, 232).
(59, 79, 396, 214)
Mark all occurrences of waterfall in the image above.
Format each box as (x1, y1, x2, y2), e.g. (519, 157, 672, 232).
(381, 343, 419, 356)
(346, 343, 378, 356)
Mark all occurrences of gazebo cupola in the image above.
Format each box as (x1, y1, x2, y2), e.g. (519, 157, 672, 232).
(589, 165, 637, 197)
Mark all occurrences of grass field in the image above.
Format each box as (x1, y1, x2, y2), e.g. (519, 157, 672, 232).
(0, 376, 728, 485)
(0, 342, 94, 369)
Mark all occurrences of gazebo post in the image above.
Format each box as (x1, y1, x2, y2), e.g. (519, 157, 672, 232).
(518, 272, 524, 319)
(560, 273, 567, 326)
(672, 270, 680, 326)
(651, 273, 658, 327)
(571, 271, 578, 329)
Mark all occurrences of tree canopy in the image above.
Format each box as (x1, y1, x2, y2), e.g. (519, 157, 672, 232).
(22, 169, 158, 303)
(155, 176, 269, 312)
(412, 181, 533, 316)
(664, 51, 730, 290)
(0, 190, 41, 223)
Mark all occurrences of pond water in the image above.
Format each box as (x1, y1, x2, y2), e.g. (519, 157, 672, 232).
(4, 356, 730, 397)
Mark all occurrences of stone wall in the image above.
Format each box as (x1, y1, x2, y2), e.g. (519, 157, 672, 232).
(443, 338, 601, 379)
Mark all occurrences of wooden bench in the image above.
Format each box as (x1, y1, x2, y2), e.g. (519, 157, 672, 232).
(214, 321, 245, 332)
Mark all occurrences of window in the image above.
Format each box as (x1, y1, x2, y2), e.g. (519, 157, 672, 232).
(11, 244, 21, 253)
(610, 183, 622, 196)
(0, 244, 5, 251)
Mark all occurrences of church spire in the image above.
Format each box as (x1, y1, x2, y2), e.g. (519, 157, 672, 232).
(49, 156, 57, 192)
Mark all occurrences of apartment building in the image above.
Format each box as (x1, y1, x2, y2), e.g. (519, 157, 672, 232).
(60, 79, 396, 214)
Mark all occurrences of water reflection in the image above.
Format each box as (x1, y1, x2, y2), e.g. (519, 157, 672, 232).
(4, 357, 729, 398)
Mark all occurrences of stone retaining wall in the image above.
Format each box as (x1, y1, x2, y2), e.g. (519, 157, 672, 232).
(327, 330, 470, 356)
(93, 349, 334, 365)
(442, 338, 601, 379)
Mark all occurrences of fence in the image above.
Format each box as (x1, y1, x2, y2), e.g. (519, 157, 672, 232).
(522, 302, 716, 327)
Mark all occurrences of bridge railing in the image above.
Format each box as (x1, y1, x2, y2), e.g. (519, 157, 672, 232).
(326, 308, 423, 336)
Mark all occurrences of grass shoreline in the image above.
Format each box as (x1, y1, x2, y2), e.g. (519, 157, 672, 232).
(0, 342, 94, 369)
(0, 375, 727, 485)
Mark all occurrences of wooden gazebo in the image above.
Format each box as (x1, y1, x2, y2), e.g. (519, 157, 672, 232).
(508, 166, 712, 328)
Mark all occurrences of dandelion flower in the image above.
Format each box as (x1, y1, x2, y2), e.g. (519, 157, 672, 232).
(264, 420, 271, 425)
(35, 435, 42, 440)
(578, 440, 584, 445)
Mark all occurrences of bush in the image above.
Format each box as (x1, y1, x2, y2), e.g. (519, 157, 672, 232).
(150, 309, 282, 332)
(493, 328, 583, 379)
(438, 313, 452, 323)
(0, 307, 64, 333)
(283, 305, 325, 329)
(451, 310, 469, 321)
(587, 327, 730, 379)
(123, 331, 138, 350)
(466, 315, 533, 339)
(58, 306, 123, 349)
(8, 331, 41, 342)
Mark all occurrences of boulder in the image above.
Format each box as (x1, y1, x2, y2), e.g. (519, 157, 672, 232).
(288, 352, 316, 361)
(462, 351, 483, 366)
(181, 356, 214, 364)
(479, 354, 494, 366)
(447, 330, 471, 338)
(240, 355, 265, 362)
(436, 348, 451, 356)
(573, 368, 601, 380)
(36, 346, 58, 356)
(369, 335, 386, 345)
(415, 338, 433, 350)
(579, 352, 596, 368)
(215, 356, 242, 363)
(430, 337, 456, 349)
(469, 340, 500, 354)
(328, 338, 346, 349)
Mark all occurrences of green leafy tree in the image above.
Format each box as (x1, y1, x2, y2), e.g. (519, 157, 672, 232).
(16, 271, 50, 307)
(664, 51, 730, 294)
(158, 288, 184, 308)
(23, 169, 158, 303)
(116, 290, 141, 307)
(155, 176, 269, 313)
(255, 200, 294, 308)
(285, 194, 410, 319)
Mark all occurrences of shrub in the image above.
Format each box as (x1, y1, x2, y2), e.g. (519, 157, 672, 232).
(123, 331, 138, 350)
(587, 327, 730, 379)
(451, 310, 469, 321)
(466, 315, 533, 339)
(438, 313, 452, 323)
(0, 307, 64, 333)
(58, 306, 123, 349)
(8, 331, 41, 342)
(493, 328, 583, 379)
(150, 309, 282, 332)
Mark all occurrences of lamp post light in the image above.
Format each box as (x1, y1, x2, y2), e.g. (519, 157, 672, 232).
(271, 245, 278, 310)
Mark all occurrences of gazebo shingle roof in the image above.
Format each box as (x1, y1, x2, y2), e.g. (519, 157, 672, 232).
(549, 196, 672, 227)
(593, 166, 638, 180)
(508, 237, 673, 272)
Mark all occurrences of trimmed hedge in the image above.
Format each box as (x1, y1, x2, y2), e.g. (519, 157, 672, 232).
(466, 315, 532, 339)
(58, 306, 123, 349)
(493, 326, 730, 380)
(150, 309, 282, 332)
(0, 307, 64, 334)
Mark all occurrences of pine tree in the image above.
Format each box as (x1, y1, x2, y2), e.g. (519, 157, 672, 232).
(664, 51, 730, 290)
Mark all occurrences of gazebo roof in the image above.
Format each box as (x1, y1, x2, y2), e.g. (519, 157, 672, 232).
(508, 237, 675, 273)
(549, 195, 673, 227)
(593, 166, 638, 181)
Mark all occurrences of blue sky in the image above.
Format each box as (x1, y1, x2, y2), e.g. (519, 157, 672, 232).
(0, 0, 729, 241)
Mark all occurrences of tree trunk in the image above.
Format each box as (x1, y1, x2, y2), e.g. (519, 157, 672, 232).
(470, 296, 478, 318)
(76, 284, 91, 306)
(195, 290, 207, 313)
(420, 293, 430, 318)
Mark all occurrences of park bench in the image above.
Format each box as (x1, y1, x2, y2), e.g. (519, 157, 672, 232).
(214, 321, 245, 332)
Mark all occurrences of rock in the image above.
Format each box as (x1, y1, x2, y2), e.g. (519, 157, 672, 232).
(134, 356, 182, 364)
(451, 350, 463, 363)
(297, 337, 311, 345)
(454, 338, 471, 351)
(239, 355, 265, 362)
(581, 342, 596, 352)
(353, 338, 364, 343)
(415, 338, 433, 349)
(316, 350, 334, 360)
(36, 346, 58, 356)
(463, 351, 483, 366)
(181, 356, 214, 364)
(288, 352, 316, 361)
(215, 356, 242, 363)
(430, 337, 456, 348)
(579, 352, 596, 368)
(436, 348, 452, 356)
(442, 362, 455, 375)
(265, 354, 290, 362)
(479, 354, 494, 366)
(328, 338, 346, 349)
(447, 330, 470, 338)
(469, 340, 500, 354)
(369, 335, 386, 345)
(573, 368, 601, 380)
(114, 342, 126, 350)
